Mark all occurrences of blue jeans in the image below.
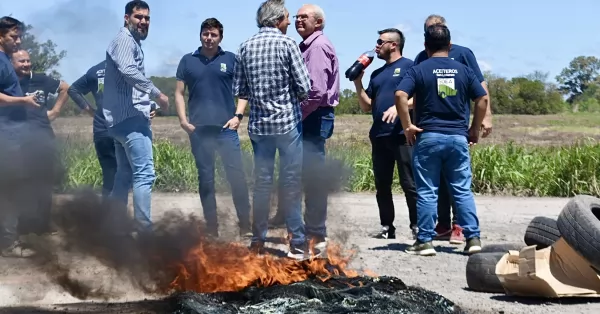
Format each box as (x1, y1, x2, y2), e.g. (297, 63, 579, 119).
(188, 126, 251, 230)
(250, 123, 304, 246)
(301, 107, 334, 238)
(412, 132, 480, 243)
(108, 115, 155, 231)
(94, 135, 117, 198)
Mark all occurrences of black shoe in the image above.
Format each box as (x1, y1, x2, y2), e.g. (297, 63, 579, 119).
(249, 241, 265, 255)
(287, 242, 309, 260)
(464, 237, 482, 255)
(372, 226, 395, 239)
(239, 225, 252, 238)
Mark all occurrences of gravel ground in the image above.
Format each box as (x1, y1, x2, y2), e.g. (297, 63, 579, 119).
(1, 192, 600, 313)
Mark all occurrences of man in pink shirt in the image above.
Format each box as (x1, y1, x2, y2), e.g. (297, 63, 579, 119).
(269, 4, 340, 251)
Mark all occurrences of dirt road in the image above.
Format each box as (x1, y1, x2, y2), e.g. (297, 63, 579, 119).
(1, 192, 599, 313)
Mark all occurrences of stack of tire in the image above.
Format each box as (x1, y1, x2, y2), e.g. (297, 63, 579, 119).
(466, 195, 600, 294)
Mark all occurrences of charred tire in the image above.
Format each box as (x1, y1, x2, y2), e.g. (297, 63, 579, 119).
(480, 243, 525, 253)
(465, 252, 506, 293)
(556, 195, 600, 270)
(523, 216, 560, 249)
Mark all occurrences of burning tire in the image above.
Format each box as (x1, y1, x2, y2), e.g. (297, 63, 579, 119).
(170, 276, 466, 313)
(557, 195, 600, 270)
(523, 216, 560, 249)
(465, 252, 506, 293)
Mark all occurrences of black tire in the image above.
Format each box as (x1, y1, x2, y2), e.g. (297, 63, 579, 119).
(465, 252, 506, 293)
(556, 195, 600, 270)
(480, 243, 525, 253)
(523, 216, 560, 249)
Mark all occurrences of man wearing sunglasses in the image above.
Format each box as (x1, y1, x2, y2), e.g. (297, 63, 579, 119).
(352, 28, 419, 240)
(103, 0, 170, 233)
(412, 14, 492, 245)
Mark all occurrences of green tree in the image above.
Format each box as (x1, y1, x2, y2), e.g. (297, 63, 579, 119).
(556, 56, 600, 105)
(19, 24, 67, 79)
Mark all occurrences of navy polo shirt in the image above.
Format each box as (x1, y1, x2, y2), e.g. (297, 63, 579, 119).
(175, 47, 237, 127)
(0, 51, 26, 123)
(414, 44, 485, 83)
(70, 61, 109, 137)
(366, 57, 414, 138)
(396, 57, 487, 137)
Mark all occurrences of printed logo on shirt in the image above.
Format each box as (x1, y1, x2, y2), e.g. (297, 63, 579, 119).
(392, 68, 401, 77)
(437, 78, 456, 99)
(97, 77, 104, 93)
(220, 63, 227, 72)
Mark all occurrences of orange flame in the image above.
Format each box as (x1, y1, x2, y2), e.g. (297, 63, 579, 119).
(164, 234, 371, 294)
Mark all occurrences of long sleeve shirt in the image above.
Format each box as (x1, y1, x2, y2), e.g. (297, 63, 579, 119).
(233, 27, 311, 135)
(102, 27, 161, 127)
(298, 30, 340, 119)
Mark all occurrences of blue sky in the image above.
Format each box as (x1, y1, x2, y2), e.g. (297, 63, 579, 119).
(1, 0, 598, 90)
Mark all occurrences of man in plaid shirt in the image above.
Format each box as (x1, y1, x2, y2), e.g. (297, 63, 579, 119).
(233, 0, 312, 260)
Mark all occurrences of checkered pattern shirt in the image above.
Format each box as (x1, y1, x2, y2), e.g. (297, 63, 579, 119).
(233, 27, 311, 135)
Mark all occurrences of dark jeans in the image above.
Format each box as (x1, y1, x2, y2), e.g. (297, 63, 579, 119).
(94, 135, 117, 198)
(437, 175, 457, 228)
(189, 126, 251, 230)
(250, 123, 304, 246)
(370, 135, 418, 231)
(0, 122, 58, 247)
(300, 107, 334, 238)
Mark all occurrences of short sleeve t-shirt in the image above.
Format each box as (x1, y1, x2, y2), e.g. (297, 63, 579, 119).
(20, 72, 61, 129)
(0, 51, 26, 123)
(70, 61, 108, 137)
(396, 57, 487, 137)
(176, 47, 237, 127)
(414, 44, 485, 83)
(365, 57, 414, 138)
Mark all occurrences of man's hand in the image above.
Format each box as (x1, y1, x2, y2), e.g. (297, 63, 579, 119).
(382, 106, 397, 123)
(223, 116, 241, 130)
(468, 126, 481, 146)
(404, 124, 423, 145)
(180, 121, 195, 134)
(22, 95, 40, 108)
(156, 93, 170, 112)
(481, 117, 492, 138)
(353, 70, 364, 83)
(47, 110, 59, 121)
(150, 109, 156, 119)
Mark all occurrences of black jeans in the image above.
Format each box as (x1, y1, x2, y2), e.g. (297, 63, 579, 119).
(371, 135, 418, 230)
(437, 174, 457, 228)
(94, 136, 118, 198)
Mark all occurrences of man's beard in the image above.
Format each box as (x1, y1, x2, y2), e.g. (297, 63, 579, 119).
(127, 24, 148, 41)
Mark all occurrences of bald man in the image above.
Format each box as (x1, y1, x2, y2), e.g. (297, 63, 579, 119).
(11, 49, 69, 236)
(269, 4, 339, 253)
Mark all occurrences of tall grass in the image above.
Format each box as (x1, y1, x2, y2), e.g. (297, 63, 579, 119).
(59, 139, 600, 197)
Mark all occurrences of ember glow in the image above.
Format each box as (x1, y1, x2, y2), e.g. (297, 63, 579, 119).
(164, 235, 363, 294)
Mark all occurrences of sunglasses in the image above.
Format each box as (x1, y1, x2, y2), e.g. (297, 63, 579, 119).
(376, 39, 394, 45)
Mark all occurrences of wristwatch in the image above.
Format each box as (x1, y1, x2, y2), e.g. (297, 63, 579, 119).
(235, 113, 243, 121)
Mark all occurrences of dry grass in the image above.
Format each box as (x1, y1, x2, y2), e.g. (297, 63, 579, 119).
(53, 113, 600, 147)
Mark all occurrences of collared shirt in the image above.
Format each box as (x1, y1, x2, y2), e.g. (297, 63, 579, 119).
(298, 30, 340, 119)
(0, 51, 26, 123)
(176, 46, 237, 127)
(68, 61, 109, 137)
(102, 27, 161, 127)
(233, 27, 311, 135)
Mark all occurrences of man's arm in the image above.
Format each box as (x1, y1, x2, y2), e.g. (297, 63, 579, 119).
(0, 93, 36, 106)
(353, 72, 372, 113)
(232, 47, 249, 99)
(288, 42, 311, 101)
(394, 68, 417, 130)
(467, 69, 489, 132)
(106, 35, 161, 98)
(463, 48, 492, 133)
(301, 45, 334, 117)
(48, 80, 70, 119)
(67, 71, 96, 116)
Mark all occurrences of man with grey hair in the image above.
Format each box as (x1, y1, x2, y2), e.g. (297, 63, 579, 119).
(413, 14, 492, 245)
(269, 4, 339, 253)
(233, 0, 313, 260)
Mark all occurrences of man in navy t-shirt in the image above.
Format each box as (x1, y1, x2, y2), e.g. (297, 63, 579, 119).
(174, 18, 251, 238)
(353, 28, 418, 240)
(413, 14, 492, 244)
(395, 24, 488, 256)
(0, 16, 42, 258)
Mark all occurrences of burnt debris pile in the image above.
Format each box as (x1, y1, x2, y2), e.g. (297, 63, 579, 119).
(169, 276, 464, 314)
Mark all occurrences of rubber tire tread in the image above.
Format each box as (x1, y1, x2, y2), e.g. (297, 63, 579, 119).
(523, 216, 560, 249)
(480, 243, 525, 253)
(465, 252, 506, 293)
(556, 195, 600, 271)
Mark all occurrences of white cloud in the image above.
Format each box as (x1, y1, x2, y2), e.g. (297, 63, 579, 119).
(393, 23, 412, 33)
(478, 60, 492, 72)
